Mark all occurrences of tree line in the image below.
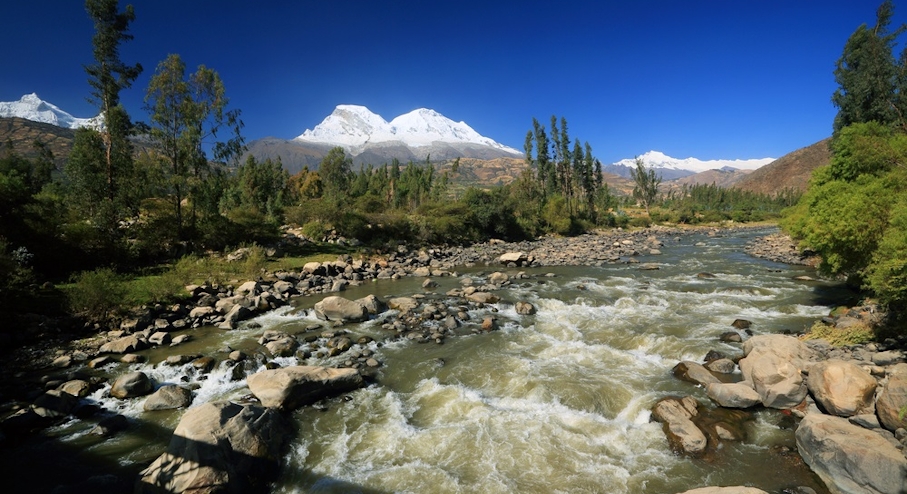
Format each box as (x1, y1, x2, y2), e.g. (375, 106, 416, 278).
(783, 0, 907, 310)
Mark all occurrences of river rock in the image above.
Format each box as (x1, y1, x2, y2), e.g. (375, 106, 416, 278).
(499, 252, 531, 266)
(314, 296, 368, 323)
(738, 334, 812, 409)
(706, 382, 761, 409)
(90, 414, 128, 437)
(806, 359, 876, 417)
(265, 336, 299, 357)
(148, 331, 171, 346)
(110, 371, 154, 399)
(705, 358, 736, 374)
(246, 366, 364, 411)
(144, 385, 193, 411)
(137, 401, 288, 494)
(235, 280, 261, 296)
(876, 371, 907, 431)
(650, 396, 707, 456)
(488, 272, 509, 285)
(59, 379, 92, 398)
(388, 297, 419, 313)
(466, 291, 500, 304)
(32, 390, 78, 418)
(677, 488, 769, 494)
(673, 361, 722, 387)
(356, 294, 387, 314)
(796, 413, 907, 494)
(99, 335, 145, 354)
(515, 301, 537, 315)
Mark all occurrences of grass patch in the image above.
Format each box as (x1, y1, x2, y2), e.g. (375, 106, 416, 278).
(801, 321, 875, 346)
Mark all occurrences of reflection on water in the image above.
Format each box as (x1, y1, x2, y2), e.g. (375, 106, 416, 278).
(58, 229, 848, 493)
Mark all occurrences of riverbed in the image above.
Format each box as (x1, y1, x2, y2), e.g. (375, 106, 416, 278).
(30, 228, 854, 493)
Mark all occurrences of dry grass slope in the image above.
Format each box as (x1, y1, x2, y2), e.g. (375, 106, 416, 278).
(734, 138, 832, 195)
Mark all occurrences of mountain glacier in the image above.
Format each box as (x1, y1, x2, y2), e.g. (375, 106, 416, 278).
(613, 150, 774, 174)
(295, 105, 521, 156)
(0, 93, 101, 129)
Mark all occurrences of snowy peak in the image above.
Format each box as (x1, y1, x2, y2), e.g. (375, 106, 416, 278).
(295, 105, 520, 155)
(614, 150, 774, 174)
(0, 93, 101, 129)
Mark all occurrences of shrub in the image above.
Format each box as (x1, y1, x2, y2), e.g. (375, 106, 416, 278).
(67, 268, 129, 322)
(801, 320, 874, 346)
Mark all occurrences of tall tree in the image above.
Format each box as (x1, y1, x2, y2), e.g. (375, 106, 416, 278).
(630, 157, 661, 215)
(66, 0, 142, 245)
(144, 53, 244, 241)
(832, 0, 905, 133)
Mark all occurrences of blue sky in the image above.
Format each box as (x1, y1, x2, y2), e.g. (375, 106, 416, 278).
(0, 1, 897, 163)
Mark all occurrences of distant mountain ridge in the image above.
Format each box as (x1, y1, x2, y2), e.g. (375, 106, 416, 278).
(0, 93, 101, 129)
(604, 150, 775, 180)
(243, 105, 523, 173)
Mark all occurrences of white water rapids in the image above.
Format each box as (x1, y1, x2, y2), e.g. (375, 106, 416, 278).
(52, 229, 848, 493)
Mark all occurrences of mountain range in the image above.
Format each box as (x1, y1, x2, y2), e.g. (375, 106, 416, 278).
(0, 93, 101, 130)
(1, 93, 789, 187)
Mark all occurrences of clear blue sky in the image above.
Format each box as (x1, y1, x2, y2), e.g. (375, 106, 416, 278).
(0, 1, 897, 163)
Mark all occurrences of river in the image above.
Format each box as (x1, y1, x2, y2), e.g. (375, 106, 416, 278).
(49, 228, 852, 493)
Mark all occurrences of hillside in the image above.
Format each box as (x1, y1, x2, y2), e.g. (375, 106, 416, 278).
(734, 138, 831, 195)
(669, 167, 753, 188)
(0, 117, 76, 168)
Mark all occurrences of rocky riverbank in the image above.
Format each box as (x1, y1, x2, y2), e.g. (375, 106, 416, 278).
(1, 225, 904, 493)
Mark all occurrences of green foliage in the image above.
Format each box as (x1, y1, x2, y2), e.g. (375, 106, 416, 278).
(802, 321, 875, 346)
(658, 183, 796, 224)
(318, 147, 353, 201)
(832, 0, 904, 133)
(630, 158, 661, 215)
(144, 53, 244, 242)
(67, 268, 129, 322)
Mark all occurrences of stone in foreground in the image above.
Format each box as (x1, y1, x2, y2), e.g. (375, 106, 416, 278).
(795, 413, 907, 494)
(806, 359, 876, 417)
(246, 365, 364, 411)
(137, 401, 288, 494)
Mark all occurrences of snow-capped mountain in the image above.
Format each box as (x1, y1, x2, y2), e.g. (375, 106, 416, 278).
(295, 105, 521, 156)
(0, 93, 101, 129)
(606, 150, 774, 180)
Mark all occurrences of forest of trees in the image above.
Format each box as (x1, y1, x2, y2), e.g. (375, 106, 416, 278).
(783, 0, 907, 308)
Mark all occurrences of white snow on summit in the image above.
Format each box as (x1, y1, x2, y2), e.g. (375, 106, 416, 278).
(296, 105, 520, 155)
(0, 93, 101, 129)
(614, 150, 774, 173)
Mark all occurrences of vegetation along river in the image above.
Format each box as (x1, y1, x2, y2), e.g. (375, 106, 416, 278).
(44, 229, 852, 493)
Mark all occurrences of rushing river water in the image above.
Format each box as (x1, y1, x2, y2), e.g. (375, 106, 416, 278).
(41, 228, 855, 493)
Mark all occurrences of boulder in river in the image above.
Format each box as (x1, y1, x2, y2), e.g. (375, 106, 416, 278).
(143, 385, 193, 411)
(706, 382, 761, 409)
(738, 334, 812, 409)
(806, 359, 876, 417)
(99, 335, 146, 354)
(650, 396, 707, 456)
(137, 401, 288, 494)
(246, 365, 364, 411)
(672, 361, 722, 387)
(110, 371, 154, 399)
(313, 296, 368, 323)
(796, 413, 907, 494)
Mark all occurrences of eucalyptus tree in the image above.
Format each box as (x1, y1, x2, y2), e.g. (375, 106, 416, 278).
(66, 0, 142, 246)
(144, 53, 244, 241)
(630, 157, 661, 215)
